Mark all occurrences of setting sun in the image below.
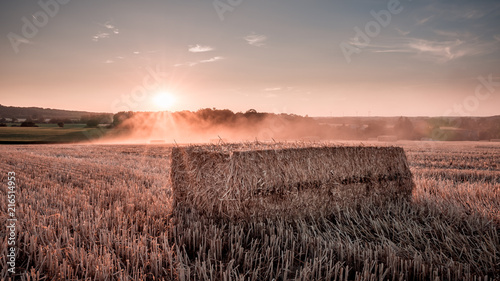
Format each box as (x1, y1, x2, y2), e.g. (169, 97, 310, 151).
(152, 91, 176, 110)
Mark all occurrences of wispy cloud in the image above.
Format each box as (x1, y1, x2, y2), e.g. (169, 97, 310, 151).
(92, 32, 110, 42)
(263, 87, 281, 98)
(395, 28, 410, 36)
(100, 21, 119, 34)
(200, 56, 223, 63)
(188, 44, 214, 53)
(416, 15, 433, 25)
(174, 56, 224, 67)
(372, 49, 412, 53)
(433, 30, 461, 38)
(244, 33, 267, 47)
(93, 21, 119, 41)
(407, 38, 466, 62)
(455, 9, 486, 20)
(350, 27, 500, 63)
(264, 87, 281, 91)
(425, 2, 490, 21)
(174, 62, 197, 67)
(358, 38, 467, 62)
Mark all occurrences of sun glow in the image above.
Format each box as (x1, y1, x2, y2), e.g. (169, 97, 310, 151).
(152, 91, 176, 110)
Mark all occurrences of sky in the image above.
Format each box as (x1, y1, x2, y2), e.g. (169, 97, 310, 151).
(0, 0, 499, 117)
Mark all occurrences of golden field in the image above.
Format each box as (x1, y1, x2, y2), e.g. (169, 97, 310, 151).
(0, 141, 499, 280)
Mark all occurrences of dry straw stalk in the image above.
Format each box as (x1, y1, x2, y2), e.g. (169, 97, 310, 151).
(171, 143, 414, 219)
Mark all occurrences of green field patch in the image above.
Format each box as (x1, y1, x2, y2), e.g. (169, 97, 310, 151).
(0, 127, 108, 144)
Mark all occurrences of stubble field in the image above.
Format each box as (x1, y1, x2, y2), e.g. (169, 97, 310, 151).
(0, 141, 499, 280)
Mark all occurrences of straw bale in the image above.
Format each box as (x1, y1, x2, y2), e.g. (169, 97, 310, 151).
(171, 143, 414, 219)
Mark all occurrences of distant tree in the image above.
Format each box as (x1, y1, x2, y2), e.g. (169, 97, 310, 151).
(79, 115, 90, 124)
(20, 121, 38, 127)
(0, 123, 7, 127)
(81, 114, 112, 124)
(243, 109, 266, 122)
(86, 119, 99, 128)
(113, 111, 134, 127)
(0, 118, 6, 123)
(57, 122, 64, 128)
(196, 108, 235, 124)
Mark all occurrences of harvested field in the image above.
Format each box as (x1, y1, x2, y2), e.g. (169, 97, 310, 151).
(171, 144, 414, 219)
(0, 141, 499, 280)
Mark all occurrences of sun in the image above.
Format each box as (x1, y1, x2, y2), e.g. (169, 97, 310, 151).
(152, 91, 176, 110)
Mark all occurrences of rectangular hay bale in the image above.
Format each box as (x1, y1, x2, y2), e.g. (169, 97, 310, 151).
(171, 144, 414, 219)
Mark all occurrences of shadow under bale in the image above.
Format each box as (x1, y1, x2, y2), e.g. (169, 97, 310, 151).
(171, 143, 414, 220)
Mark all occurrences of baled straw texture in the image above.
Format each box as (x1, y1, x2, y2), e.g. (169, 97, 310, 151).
(171, 143, 414, 219)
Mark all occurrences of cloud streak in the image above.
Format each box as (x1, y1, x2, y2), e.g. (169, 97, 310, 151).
(200, 56, 223, 63)
(92, 32, 110, 42)
(264, 87, 281, 91)
(244, 33, 267, 47)
(352, 32, 500, 63)
(93, 21, 119, 41)
(188, 44, 214, 52)
(407, 38, 466, 61)
(416, 15, 433, 25)
(174, 56, 224, 67)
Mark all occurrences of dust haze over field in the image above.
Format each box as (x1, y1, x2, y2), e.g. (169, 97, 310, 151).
(100, 110, 324, 144)
(95, 110, 500, 145)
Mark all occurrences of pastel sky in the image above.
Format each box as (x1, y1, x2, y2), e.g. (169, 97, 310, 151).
(1, 0, 499, 116)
